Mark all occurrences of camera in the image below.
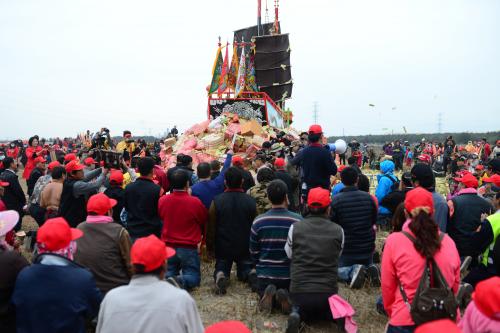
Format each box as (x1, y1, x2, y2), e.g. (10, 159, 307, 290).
(90, 149, 121, 169)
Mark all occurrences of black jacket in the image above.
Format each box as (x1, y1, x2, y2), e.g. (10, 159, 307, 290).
(290, 144, 337, 189)
(104, 186, 125, 224)
(240, 168, 255, 192)
(0, 170, 26, 215)
(331, 186, 377, 256)
(212, 190, 257, 260)
(59, 179, 87, 228)
(27, 168, 44, 197)
(124, 177, 162, 239)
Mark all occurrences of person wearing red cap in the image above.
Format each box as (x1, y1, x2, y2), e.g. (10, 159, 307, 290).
(104, 169, 126, 223)
(274, 157, 296, 211)
(0, 157, 25, 230)
(231, 156, 255, 192)
(59, 159, 108, 227)
(462, 192, 500, 287)
(96, 235, 204, 333)
(447, 172, 494, 261)
(74, 193, 132, 294)
(382, 188, 461, 332)
(159, 169, 207, 289)
(479, 173, 500, 202)
(63, 152, 77, 164)
(415, 319, 462, 333)
(12, 217, 102, 333)
(40, 166, 66, 220)
(205, 320, 252, 333)
(0, 211, 29, 333)
(26, 155, 46, 197)
(289, 124, 337, 209)
(284, 187, 344, 333)
(83, 156, 97, 177)
(459, 277, 500, 333)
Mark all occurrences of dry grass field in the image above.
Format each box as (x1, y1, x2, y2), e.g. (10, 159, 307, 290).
(18, 168, 450, 333)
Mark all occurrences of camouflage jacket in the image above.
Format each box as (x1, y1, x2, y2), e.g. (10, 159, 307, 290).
(248, 182, 272, 216)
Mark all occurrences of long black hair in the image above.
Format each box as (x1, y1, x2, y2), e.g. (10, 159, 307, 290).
(409, 210, 441, 259)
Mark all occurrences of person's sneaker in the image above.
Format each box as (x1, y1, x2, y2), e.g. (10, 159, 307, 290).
(166, 277, 181, 289)
(367, 265, 381, 288)
(460, 256, 472, 275)
(258, 284, 276, 314)
(286, 311, 301, 333)
(248, 269, 258, 292)
(349, 265, 366, 289)
(215, 271, 228, 295)
(275, 288, 292, 314)
(456, 283, 473, 308)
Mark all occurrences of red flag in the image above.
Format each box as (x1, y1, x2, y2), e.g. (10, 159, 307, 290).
(218, 43, 229, 95)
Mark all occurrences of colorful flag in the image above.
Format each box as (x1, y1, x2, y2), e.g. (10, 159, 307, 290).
(245, 53, 258, 92)
(217, 44, 229, 95)
(234, 47, 246, 97)
(208, 46, 223, 95)
(227, 43, 239, 89)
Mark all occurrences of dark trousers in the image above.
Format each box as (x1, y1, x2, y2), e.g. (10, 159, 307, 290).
(386, 325, 416, 333)
(257, 278, 290, 297)
(290, 292, 334, 322)
(214, 258, 253, 281)
(29, 203, 46, 226)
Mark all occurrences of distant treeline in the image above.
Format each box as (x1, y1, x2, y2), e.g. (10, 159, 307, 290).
(327, 131, 499, 145)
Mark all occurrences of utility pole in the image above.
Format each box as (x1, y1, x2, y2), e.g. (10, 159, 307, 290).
(437, 112, 443, 133)
(313, 101, 318, 124)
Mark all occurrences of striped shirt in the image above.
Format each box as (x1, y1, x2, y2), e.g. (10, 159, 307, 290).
(250, 208, 303, 280)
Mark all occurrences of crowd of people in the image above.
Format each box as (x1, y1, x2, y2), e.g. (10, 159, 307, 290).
(0, 126, 499, 333)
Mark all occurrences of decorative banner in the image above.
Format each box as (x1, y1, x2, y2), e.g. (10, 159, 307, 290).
(245, 53, 258, 92)
(218, 43, 229, 95)
(208, 46, 223, 95)
(227, 44, 239, 89)
(234, 46, 246, 97)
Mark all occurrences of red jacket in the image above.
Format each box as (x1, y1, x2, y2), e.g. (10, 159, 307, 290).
(382, 220, 461, 326)
(153, 165, 169, 193)
(158, 191, 208, 248)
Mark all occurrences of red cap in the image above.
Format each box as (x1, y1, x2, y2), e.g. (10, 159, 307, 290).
(483, 174, 500, 187)
(0, 180, 9, 187)
(131, 235, 176, 272)
(34, 156, 46, 164)
(454, 173, 479, 189)
(87, 193, 117, 215)
(473, 277, 500, 320)
(417, 154, 431, 164)
(65, 160, 84, 173)
(307, 187, 331, 208)
(83, 157, 96, 166)
(110, 170, 124, 185)
(205, 321, 252, 333)
(415, 319, 462, 333)
(232, 156, 244, 166)
(48, 161, 61, 171)
(64, 153, 77, 162)
(475, 164, 484, 171)
(274, 158, 285, 169)
(308, 124, 323, 135)
(37, 217, 83, 251)
(404, 187, 434, 217)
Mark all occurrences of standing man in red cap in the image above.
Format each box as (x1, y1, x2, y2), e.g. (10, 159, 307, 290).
(27, 160, 60, 226)
(284, 187, 344, 333)
(290, 125, 337, 212)
(12, 217, 102, 333)
(96, 235, 204, 333)
(40, 166, 66, 220)
(59, 160, 108, 227)
(74, 193, 132, 294)
(27, 156, 46, 197)
(447, 173, 494, 261)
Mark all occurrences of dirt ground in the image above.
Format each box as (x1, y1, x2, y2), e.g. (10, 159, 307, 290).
(18, 169, 450, 333)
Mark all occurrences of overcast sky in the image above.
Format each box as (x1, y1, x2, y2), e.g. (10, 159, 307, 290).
(1, 0, 499, 140)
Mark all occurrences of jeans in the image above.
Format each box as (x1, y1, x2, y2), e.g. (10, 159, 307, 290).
(386, 325, 416, 333)
(338, 254, 373, 283)
(166, 247, 200, 289)
(214, 258, 253, 281)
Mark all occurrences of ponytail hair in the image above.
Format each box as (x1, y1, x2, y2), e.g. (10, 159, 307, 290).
(408, 210, 441, 259)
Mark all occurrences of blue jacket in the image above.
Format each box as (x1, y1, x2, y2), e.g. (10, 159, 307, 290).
(376, 160, 398, 215)
(12, 254, 102, 333)
(192, 154, 232, 209)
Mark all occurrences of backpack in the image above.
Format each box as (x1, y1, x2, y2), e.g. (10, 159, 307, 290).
(398, 231, 458, 325)
(381, 174, 400, 192)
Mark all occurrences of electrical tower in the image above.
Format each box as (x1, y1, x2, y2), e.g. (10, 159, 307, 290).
(313, 101, 318, 124)
(437, 112, 443, 133)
